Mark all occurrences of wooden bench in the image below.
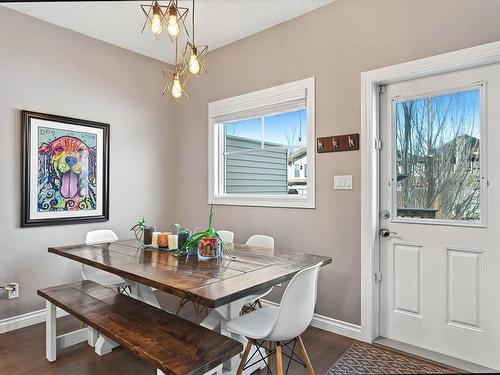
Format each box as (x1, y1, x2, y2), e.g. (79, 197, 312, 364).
(38, 280, 243, 375)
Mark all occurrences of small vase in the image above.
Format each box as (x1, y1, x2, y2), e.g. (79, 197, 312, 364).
(198, 237, 221, 260)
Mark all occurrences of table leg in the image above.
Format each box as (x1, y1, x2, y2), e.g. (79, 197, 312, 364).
(126, 279, 161, 309)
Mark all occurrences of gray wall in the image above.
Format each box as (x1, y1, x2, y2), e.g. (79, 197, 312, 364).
(0, 7, 176, 319)
(172, 0, 500, 324)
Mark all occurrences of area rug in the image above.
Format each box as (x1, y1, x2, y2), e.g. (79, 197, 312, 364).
(326, 342, 460, 374)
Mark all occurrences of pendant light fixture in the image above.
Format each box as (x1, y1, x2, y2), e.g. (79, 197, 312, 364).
(141, 0, 188, 40)
(140, 1, 167, 36)
(161, 39, 189, 99)
(165, 0, 189, 40)
(140, 0, 207, 98)
(182, 0, 207, 76)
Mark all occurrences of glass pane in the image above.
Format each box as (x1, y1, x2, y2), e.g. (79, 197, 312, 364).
(225, 117, 262, 150)
(395, 89, 481, 221)
(263, 109, 307, 149)
(266, 109, 307, 195)
(223, 109, 308, 195)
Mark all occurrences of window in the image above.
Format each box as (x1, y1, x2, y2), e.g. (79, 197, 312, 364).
(393, 84, 486, 224)
(209, 77, 315, 208)
(294, 164, 301, 178)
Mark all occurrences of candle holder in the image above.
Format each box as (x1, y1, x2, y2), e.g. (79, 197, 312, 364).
(143, 226, 156, 247)
(157, 232, 170, 249)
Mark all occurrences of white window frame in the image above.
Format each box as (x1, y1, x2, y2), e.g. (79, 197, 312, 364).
(208, 77, 315, 208)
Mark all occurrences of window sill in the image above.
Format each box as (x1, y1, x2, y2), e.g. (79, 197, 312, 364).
(209, 195, 315, 209)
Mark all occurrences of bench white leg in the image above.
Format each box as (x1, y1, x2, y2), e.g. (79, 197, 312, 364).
(46, 301, 57, 362)
(87, 327, 99, 347)
(95, 334, 119, 356)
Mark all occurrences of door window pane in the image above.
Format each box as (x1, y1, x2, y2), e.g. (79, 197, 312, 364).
(395, 89, 481, 221)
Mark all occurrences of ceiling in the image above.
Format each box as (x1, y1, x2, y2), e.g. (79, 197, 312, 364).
(2, 1, 335, 64)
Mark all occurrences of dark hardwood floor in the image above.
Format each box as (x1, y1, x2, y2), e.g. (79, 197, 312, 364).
(0, 292, 354, 375)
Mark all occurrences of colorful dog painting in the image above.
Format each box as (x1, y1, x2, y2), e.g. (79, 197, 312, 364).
(38, 127, 97, 212)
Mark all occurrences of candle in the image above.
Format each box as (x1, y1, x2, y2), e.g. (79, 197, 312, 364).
(158, 232, 170, 248)
(168, 234, 178, 250)
(143, 226, 156, 247)
(151, 232, 160, 248)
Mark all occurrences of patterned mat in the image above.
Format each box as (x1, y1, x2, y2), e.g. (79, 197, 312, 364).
(327, 342, 460, 374)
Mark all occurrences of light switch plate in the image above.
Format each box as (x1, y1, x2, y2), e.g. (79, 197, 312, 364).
(334, 175, 353, 190)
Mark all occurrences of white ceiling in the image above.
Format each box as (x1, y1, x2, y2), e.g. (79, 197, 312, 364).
(2, 1, 334, 64)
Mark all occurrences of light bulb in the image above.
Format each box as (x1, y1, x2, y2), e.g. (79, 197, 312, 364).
(166, 6, 180, 37)
(151, 3, 163, 35)
(188, 47, 201, 75)
(171, 74, 183, 98)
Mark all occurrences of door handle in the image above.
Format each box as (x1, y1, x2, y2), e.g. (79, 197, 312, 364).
(380, 228, 397, 238)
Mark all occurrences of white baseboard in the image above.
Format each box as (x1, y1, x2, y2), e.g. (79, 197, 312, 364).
(260, 299, 363, 341)
(0, 307, 69, 334)
(2, 299, 363, 342)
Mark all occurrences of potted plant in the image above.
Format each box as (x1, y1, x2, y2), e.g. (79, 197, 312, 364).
(130, 218, 147, 244)
(175, 206, 228, 259)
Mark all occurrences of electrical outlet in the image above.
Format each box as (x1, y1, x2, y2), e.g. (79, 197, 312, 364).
(7, 283, 19, 299)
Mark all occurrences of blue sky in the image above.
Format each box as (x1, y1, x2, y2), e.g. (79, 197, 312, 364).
(225, 109, 307, 147)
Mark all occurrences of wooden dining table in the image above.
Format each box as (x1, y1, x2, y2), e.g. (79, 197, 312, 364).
(49, 239, 331, 374)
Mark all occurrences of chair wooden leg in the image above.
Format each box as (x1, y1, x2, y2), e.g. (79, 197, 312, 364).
(297, 336, 315, 375)
(267, 341, 274, 375)
(276, 342, 284, 375)
(237, 339, 254, 375)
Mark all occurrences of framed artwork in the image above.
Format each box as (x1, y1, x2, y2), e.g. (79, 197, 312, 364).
(21, 111, 110, 227)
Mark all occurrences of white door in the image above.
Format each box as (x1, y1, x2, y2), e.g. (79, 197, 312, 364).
(379, 63, 500, 370)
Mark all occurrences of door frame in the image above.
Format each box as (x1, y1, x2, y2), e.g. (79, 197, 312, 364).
(360, 40, 500, 343)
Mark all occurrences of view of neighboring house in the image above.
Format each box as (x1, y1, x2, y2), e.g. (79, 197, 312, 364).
(225, 135, 309, 195)
(225, 135, 288, 194)
(287, 147, 307, 195)
(396, 133, 481, 220)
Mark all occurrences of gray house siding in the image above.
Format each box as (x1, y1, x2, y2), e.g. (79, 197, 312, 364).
(225, 136, 288, 194)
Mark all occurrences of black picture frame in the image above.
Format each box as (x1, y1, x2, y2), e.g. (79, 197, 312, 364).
(21, 110, 110, 227)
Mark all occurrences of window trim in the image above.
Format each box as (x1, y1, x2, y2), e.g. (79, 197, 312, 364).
(208, 77, 315, 208)
(389, 82, 488, 227)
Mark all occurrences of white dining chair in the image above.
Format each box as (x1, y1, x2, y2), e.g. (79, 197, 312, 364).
(217, 230, 235, 243)
(226, 263, 321, 375)
(242, 235, 275, 310)
(246, 234, 274, 249)
(83, 230, 127, 290)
